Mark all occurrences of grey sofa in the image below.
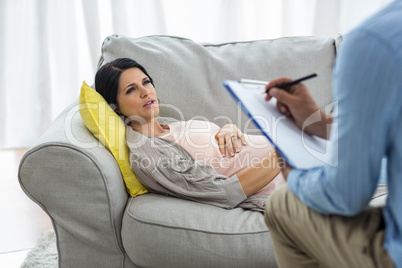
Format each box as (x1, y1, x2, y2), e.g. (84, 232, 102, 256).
(19, 34, 350, 267)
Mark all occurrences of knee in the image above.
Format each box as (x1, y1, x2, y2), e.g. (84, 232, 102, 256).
(264, 184, 289, 229)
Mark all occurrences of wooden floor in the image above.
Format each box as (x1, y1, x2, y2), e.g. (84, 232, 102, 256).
(0, 149, 53, 267)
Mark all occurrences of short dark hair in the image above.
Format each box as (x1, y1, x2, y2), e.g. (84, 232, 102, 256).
(94, 58, 154, 106)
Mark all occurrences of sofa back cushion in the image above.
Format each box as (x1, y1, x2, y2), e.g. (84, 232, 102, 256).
(98, 35, 338, 133)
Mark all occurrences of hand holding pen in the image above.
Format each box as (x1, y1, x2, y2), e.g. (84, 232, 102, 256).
(265, 75, 332, 139)
(240, 73, 318, 117)
(263, 74, 317, 114)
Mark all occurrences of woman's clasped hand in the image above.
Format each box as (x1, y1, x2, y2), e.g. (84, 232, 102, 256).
(215, 124, 247, 157)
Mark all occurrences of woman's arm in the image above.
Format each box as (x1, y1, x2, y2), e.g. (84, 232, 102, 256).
(127, 128, 248, 209)
(216, 123, 282, 196)
(236, 151, 281, 197)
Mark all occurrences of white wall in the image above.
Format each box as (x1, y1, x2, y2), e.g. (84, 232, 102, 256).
(0, 0, 393, 148)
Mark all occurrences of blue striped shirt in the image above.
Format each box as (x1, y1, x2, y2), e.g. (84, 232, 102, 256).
(287, 1, 402, 266)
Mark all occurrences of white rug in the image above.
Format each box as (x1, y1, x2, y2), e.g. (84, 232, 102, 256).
(21, 230, 57, 268)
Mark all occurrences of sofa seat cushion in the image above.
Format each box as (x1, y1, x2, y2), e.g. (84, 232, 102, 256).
(121, 193, 278, 268)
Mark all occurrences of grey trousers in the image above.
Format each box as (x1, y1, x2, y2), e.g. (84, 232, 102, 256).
(264, 184, 394, 268)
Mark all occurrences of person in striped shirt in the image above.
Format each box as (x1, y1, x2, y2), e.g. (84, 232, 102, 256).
(263, 1, 402, 267)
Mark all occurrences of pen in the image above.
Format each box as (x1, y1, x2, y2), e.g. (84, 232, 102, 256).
(239, 73, 317, 94)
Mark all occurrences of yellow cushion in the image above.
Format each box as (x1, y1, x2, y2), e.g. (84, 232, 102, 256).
(79, 81, 148, 197)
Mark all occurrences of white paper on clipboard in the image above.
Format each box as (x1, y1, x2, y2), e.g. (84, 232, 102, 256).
(223, 80, 332, 170)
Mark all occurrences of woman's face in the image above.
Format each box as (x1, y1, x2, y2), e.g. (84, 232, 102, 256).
(116, 67, 159, 123)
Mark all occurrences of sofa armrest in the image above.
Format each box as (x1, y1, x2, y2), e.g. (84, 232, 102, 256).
(18, 101, 134, 267)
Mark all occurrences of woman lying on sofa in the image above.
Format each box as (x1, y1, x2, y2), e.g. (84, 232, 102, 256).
(95, 58, 285, 212)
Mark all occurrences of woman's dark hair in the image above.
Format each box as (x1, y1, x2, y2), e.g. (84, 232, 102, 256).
(94, 58, 154, 106)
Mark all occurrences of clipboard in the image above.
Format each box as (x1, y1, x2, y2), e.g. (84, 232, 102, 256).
(223, 80, 332, 170)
